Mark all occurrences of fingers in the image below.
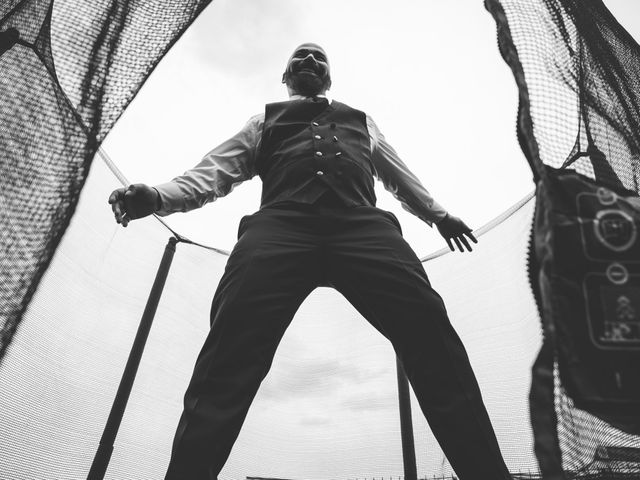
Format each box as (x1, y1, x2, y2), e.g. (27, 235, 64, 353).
(108, 187, 128, 227)
(451, 233, 478, 252)
(108, 189, 123, 204)
(459, 221, 478, 245)
(114, 204, 128, 227)
(459, 235, 472, 252)
(445, 232, 476, 253)
(445, 237, 454, 252)
(453, 219, 478, 252)
(438, 215, 478, 253)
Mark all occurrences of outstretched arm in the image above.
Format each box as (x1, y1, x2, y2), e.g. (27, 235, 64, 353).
(108, 114, 263, 227)
(367, 115, 477, 252)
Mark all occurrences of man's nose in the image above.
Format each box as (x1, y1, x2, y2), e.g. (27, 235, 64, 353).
(302, 53, 318, 64)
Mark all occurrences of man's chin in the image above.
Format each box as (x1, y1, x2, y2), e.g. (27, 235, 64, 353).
(292, 77, 325, 97)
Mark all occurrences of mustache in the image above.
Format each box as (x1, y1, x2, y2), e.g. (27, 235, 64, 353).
(294, 64, 321, 74)
(289, 57, 328, 74)
(290, 63, 328, 79)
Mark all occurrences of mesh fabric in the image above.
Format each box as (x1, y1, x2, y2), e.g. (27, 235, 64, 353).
(485, 1, 640, 478)
(0, 0, 212, 363)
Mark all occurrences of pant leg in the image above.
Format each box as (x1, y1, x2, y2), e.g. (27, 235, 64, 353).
(165, 208, 321, 480)
(325, 206, 511, 480)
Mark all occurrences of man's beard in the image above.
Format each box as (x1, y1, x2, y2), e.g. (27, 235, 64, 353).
(287, 71, 330, 97)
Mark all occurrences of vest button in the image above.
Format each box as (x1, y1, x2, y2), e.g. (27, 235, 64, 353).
(316, 170, 324, 175)
(330, 123, 336, 129)
(335, 152, 342, 157)
(333, 136, 339, 142)
(315, 151, 323, 157)
(314, 135, 322, 140)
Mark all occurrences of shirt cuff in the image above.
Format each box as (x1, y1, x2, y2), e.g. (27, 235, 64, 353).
(419, 206, 448, 227)
(433, 212, 449, 225)
(153, 181, 186, 217)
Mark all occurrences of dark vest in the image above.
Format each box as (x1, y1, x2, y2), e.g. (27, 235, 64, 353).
(256, 98, 377, 208)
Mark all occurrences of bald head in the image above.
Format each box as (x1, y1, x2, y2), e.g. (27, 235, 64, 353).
(282, 43, 332, 97)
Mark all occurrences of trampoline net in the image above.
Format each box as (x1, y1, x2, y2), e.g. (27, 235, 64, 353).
(486, 0, 640, 478)
(486, 0, 640, 193)
(0, 0, 212, 363)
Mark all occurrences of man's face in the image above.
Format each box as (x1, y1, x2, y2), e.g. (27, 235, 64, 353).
(283, 43, 331, 97)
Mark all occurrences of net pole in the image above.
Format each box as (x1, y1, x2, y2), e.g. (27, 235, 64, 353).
(396, 357, 418, 480)
(87, 236, 178, 480)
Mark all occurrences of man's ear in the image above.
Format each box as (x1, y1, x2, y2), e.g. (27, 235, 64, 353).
(281, 71, 287, 84)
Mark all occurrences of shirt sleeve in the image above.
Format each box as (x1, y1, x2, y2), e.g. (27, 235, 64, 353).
(366, 114, 448, 226)
(154, 114, 263, 216)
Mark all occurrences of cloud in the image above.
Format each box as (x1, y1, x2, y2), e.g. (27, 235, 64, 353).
(187, 0, 309, 79)
(258, 356, 392, 402)
(341, 390, 398, 413)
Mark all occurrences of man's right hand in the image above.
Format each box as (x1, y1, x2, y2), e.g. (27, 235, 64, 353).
(108, 183, 159, 227)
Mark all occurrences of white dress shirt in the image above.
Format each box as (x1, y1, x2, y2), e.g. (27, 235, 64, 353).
(154, 96, 448, 225)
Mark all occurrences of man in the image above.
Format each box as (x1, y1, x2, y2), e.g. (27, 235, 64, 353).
(109, 43, 512, 480)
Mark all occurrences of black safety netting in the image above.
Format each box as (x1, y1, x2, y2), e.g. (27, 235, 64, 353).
(486, 0, 640, 192)
(0, 0, 212, 362)
(485, 0, 640, 479)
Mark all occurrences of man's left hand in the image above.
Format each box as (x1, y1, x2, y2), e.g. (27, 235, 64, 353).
(436, 214, 478, 252)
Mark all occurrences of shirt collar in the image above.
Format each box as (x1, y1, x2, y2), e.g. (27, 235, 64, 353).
(289, 93, 332, 103)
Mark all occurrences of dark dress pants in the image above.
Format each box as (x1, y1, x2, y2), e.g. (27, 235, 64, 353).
(164, 204, 511, 480)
